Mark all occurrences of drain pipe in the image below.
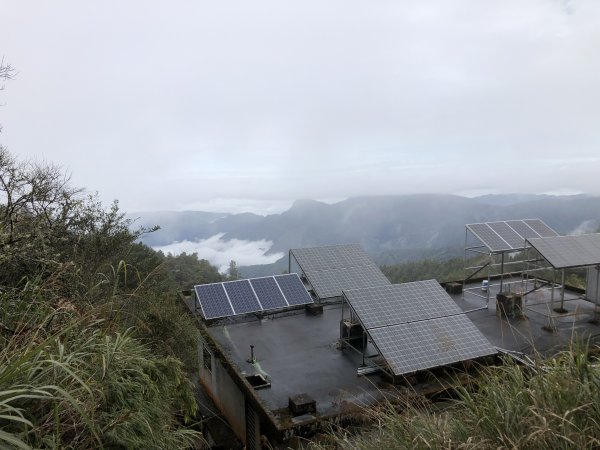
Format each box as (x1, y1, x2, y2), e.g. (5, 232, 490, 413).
(247, 345, 256, 364)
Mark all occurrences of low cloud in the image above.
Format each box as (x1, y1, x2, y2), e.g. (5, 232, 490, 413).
(570, 220, 599, 236)
(153, 233, 284, 272)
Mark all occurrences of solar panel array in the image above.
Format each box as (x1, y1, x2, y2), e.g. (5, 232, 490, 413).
(194, 273, 313, 319)
(304, 265, 391, 300)
(290, 244, 390, 299)
(368, 315, 497, 375)
(291, 244, 374, 271)
(343, 279, 496, 376)
(466, 219, 558, 252)
(343, 280, 463, 330)
(527, 233, 600, 269)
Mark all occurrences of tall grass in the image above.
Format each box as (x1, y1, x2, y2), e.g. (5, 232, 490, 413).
(0, 276, 201, 449)
(309, 346, 600, 450)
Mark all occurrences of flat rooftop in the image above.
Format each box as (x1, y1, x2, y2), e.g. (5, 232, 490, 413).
(454, 277, 599, 355)
(204, 276, 600, 426)
(208, 304, 389, 421)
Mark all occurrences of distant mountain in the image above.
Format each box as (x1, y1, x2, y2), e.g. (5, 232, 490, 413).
(132, 194, 600, 274)
(473, 193, 589, 207)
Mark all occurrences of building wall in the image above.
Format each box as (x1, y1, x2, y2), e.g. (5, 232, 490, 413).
(587, 267, 600, 302)
(198, 334, 248, 443)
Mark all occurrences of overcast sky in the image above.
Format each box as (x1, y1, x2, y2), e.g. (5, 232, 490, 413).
(1, 0, 599, 214)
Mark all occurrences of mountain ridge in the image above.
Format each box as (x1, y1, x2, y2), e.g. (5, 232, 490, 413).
(132, 193, 600, 275)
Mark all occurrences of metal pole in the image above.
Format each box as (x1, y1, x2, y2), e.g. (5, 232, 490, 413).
(362, 331, 366, 366)
(463, 227, 468, 300)
(288, 250, 291, 274)
(551, 268, 556, 311)
(594, 264, 600, 322)
(500, 252, 505, 292)
(487, 253, 492, 307)
(560, 269, 565, 310)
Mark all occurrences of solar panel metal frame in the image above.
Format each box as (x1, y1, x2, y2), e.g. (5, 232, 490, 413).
(368, 315, 497, 376)
(527, 234, 600, 269)
(343, 280, 463, 330)
(467, 219, 558, 253)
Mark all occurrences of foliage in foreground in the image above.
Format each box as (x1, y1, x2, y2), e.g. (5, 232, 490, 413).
(310, 347, 600, 450)
(0, 275, 202, 449)
(0, 145, 225, 448)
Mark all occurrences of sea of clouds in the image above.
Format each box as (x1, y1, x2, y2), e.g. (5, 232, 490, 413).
(153, 233, 284, 273)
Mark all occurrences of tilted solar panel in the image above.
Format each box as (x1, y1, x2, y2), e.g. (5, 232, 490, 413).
(524, 219, 559, 238)
(343, 280, 463, 330)
(467, 219, 558, 252)
(488, 221, 526, 249)
(194, 273, 311, 319)
(505, 220, 541, 240)
(250, 277, 288, 310)
(305, 265, 391, 299)
(368, 315, 497, 376)
(467, 223, 512, 252)
(291, 244, 373, 272)
(275, 274, 314, 306)
(223, 280, 262, 314)
(528, 234, 600, 269)
(194, 284, 234, 319)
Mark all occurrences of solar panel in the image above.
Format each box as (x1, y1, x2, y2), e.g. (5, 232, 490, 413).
(343, 280, 463, 330)
(305, 265, 391, 299)
(467, 219, 558, 252)
(488, 221, 526, 249)
(290, 244, 391, 299)
(467, 223, 512, 252)
(194, 284, 234, 319)
(505, 220, 541, 240)
(250, 277, 288, 310)
(291, 244, 374, 272)
(223, 280, 262, 314)
(524, 219, 559, 238)
(528, 234, 600, 269)
(275, 274, 314, 306)
(368, 315, 497, 376)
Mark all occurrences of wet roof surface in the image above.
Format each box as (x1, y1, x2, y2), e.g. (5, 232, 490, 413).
(205, 276, 600, 424)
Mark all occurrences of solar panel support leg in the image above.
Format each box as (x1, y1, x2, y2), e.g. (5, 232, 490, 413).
(500, 253, 505, 292)
(594, 265, 600, 323)
(560, 270, 565, 309)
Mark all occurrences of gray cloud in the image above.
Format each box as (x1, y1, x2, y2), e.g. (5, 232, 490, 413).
(1, 0, 599, 213)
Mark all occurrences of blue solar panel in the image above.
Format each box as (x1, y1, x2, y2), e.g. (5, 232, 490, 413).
(275, 274, 313, 306)
(223, 280, 262, 314)
(250, 277, 288, 310)
(195, 284, 234, 319)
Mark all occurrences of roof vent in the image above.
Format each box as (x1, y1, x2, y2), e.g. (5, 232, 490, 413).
(245, 374, 271, 390)
(288, 393, 316, 416)
(305, 303, 323, 315)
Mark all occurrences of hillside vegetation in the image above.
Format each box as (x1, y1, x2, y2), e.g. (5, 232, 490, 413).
(309, 346, 600, 449)
(0, 148, 222, 448)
